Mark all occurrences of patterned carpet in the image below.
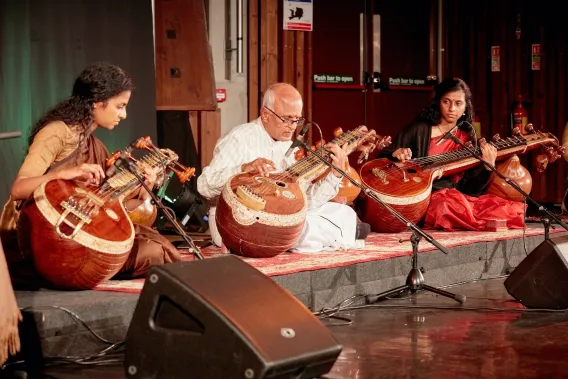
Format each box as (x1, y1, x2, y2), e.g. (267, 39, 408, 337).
(94, 227, 560, 294)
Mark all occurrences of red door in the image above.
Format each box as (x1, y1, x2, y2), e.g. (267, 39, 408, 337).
(312, 0, 435, 144)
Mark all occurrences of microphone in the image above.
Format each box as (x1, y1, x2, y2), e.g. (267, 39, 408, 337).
(105, 150, 131, 177)
(435, 124, 459, 146)
(285, 122, 312, 157)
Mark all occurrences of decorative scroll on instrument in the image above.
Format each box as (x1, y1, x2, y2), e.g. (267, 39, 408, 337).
(216, 126, 390, 258)
(17, 137, 195, 290)
(359, 125, 565, 233)
(106, 137, 195, 227)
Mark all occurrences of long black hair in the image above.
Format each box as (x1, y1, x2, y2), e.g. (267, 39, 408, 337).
(27, 62, 134, 147)
(417, 77, 474, 130)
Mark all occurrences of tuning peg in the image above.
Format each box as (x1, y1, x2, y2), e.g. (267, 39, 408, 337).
(512, 127, 522, 136)
(294, 149, 306, 161)
(133, 136, 153, 149)
(332, 127, 344, 138)
(106, 151, 121, 167)
(525, 123, 535, 134)
(545, 146, 561, 163)
(492, 134, 501, 142)
(545, 146, 555, 156)
(535, 154, 549, 172)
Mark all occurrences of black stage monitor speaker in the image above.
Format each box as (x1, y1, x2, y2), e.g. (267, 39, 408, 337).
(124, 255, 342, 379)
(504, 234, 568, 309)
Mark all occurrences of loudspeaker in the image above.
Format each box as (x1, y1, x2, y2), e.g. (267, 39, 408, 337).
(504, 234, 568, 309)
(124, 255, 342, 379)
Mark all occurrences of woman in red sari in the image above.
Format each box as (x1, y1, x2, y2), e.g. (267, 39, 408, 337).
(388, 77, 525, 231)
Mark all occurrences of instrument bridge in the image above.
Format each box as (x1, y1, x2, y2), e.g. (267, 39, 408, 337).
(236, 185, 267, 211)
(371, 168, 389, 184)
(60, 200, 93, 223)
(56, 194, 100, 239)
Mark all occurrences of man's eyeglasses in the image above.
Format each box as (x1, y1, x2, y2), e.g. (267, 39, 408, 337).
(264, 107, 305, 127)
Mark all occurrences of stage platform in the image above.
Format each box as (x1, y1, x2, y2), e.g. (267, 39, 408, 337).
(11, 224, 563, 362)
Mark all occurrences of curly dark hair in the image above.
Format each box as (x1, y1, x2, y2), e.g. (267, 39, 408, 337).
(417, 77, 474, 131)
(27, 62, 134, 147)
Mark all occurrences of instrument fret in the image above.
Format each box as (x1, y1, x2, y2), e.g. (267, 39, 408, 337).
(288, 130, 362, 179)
(418, 135, 528, 169)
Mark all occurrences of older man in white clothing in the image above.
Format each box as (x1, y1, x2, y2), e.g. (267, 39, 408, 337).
(197, 83, 369, 253)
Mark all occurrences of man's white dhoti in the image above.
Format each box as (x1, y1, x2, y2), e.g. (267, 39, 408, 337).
(198, 118, 357, 253)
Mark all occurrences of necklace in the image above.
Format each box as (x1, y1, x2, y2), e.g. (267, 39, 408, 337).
(437, 124, 455, 134)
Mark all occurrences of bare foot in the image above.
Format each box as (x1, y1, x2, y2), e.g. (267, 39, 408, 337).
(0, 243, 21, 366)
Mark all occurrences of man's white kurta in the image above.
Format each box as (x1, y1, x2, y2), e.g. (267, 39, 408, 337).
(197, 118, 357, 253)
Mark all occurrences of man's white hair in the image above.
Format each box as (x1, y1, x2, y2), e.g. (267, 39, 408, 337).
(261, 83, 298, 109)
(262, 84, 278, 109)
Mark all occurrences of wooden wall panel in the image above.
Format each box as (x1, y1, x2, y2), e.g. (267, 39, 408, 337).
(280, 31, 312, 115)
(260, 0, 279, 99)
(281, 31, 296, 84)
(248, 0, 259, 120)
(295, 33, 305, 97)
(154, 0, 216, 110)
(305, 32, 313, 134)
(248, 0, 312, 133)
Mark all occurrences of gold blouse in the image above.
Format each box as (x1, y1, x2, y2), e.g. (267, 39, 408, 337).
(0, 121, 80, 236)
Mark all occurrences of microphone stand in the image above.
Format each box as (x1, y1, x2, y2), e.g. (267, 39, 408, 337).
(296, 138, 466, 304)
(446, 133, 568, 239)
(117, 160, 204, 260)
(0, 131, 22, 140)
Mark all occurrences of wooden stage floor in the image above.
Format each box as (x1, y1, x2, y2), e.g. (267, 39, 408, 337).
(2, 224, 567, 378)
(3, 277, 568, 379)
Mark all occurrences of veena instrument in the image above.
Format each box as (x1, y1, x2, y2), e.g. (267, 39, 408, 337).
(485, 154, 533, 202)
(216, 126, 391, 258)
(359, 125, 564, 233)
(17, 137, 195, 290)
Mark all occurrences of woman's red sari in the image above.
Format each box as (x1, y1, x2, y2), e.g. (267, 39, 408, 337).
(424, 130, 525, 231)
